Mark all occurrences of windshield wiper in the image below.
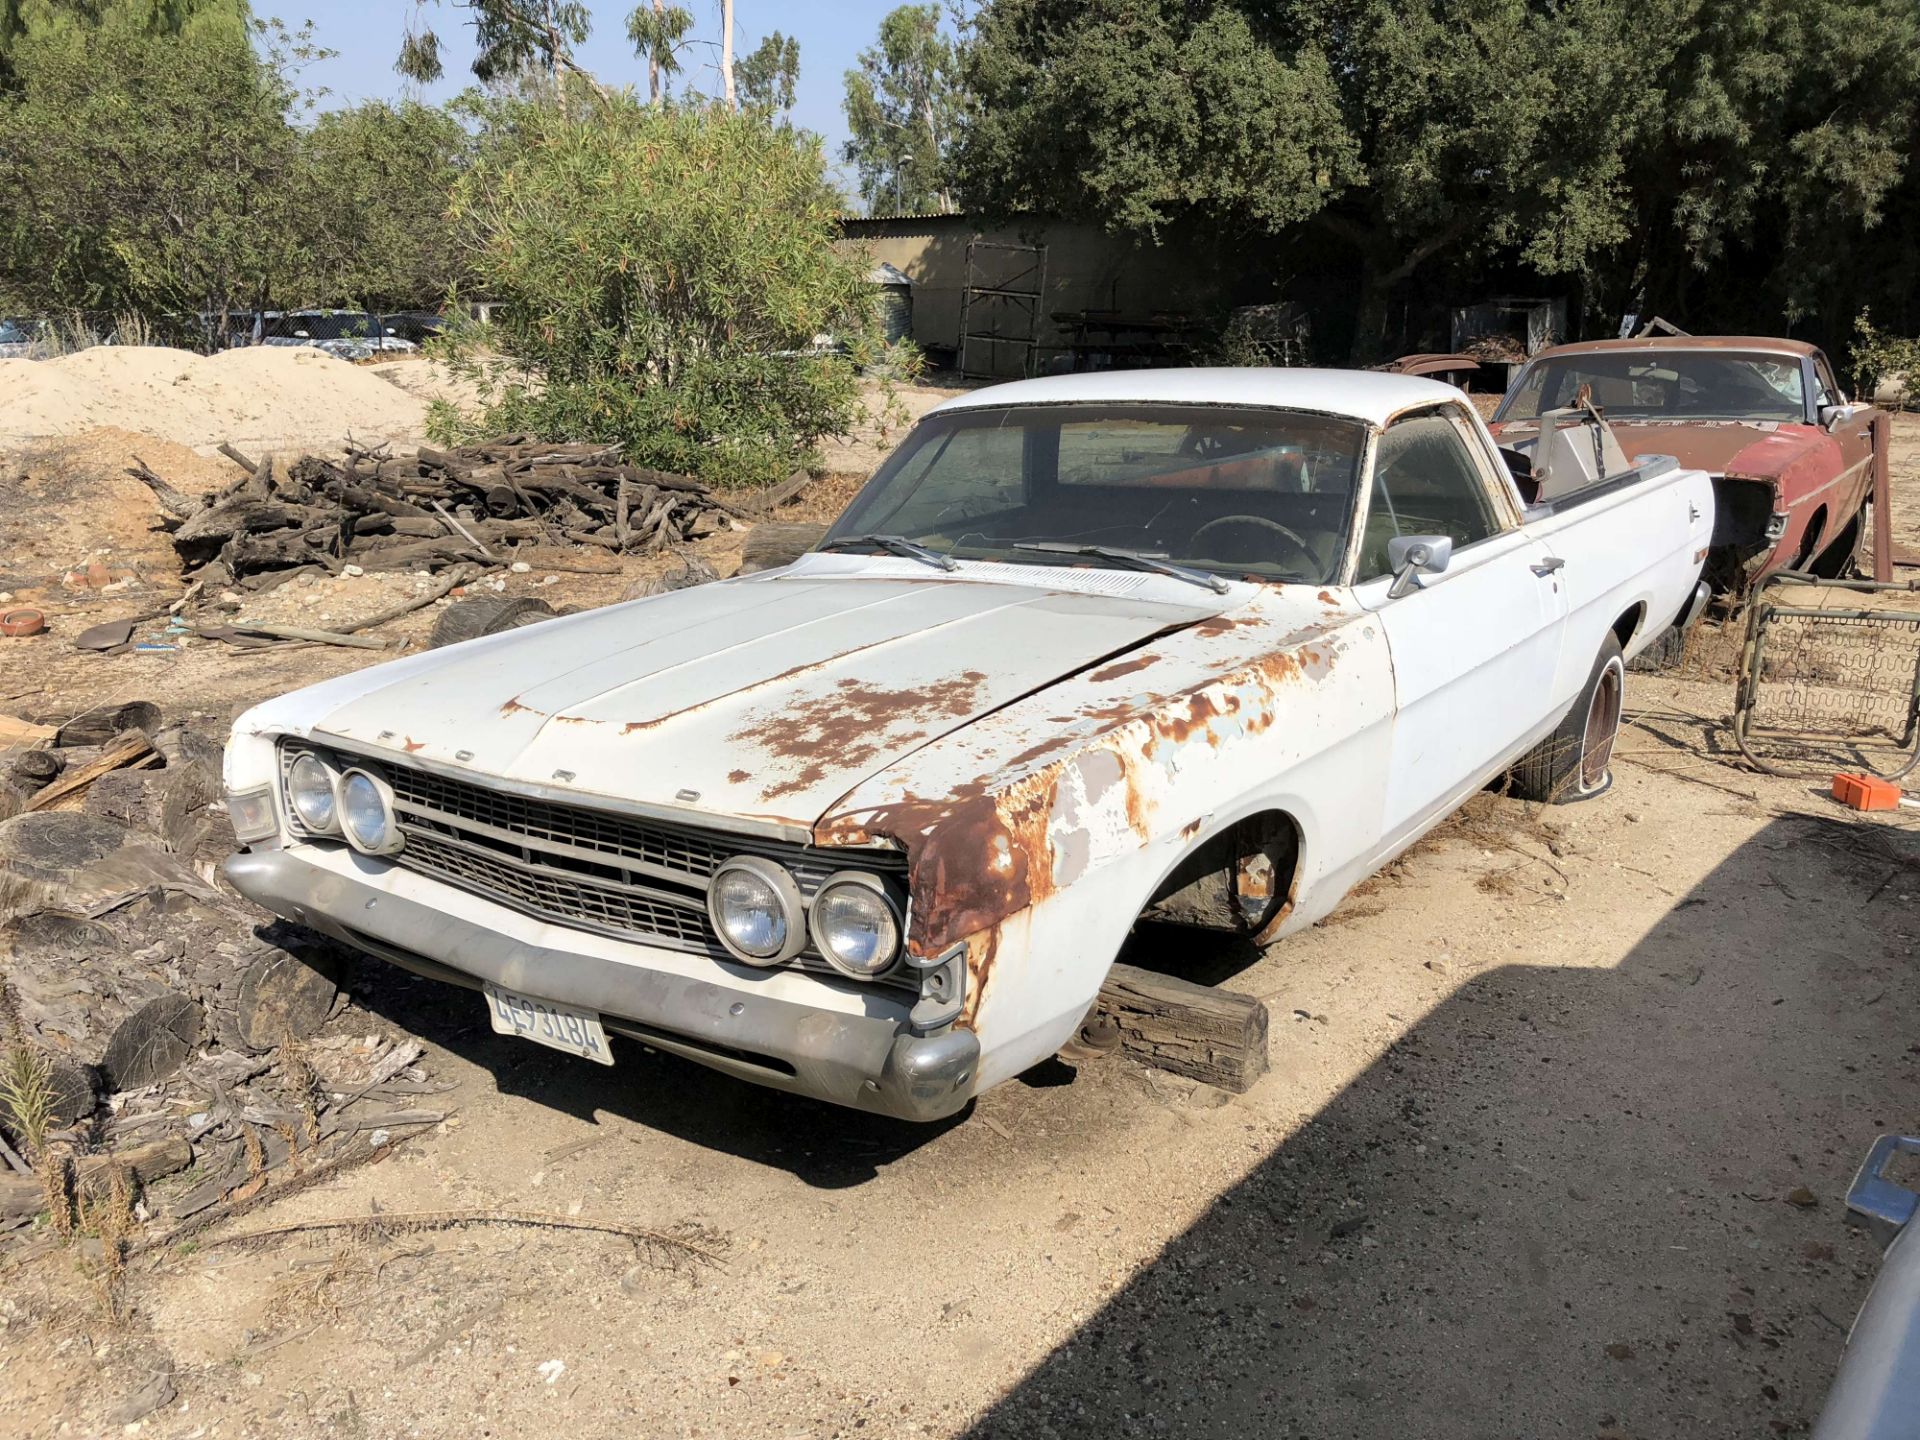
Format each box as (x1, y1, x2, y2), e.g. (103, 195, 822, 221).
(1012, 542, 1230, 594)
(819, 533, 958, 572)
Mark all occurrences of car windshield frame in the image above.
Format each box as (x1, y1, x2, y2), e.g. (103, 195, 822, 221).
(821, 401, 1374, 587)
(1496, 350, 1812, 425)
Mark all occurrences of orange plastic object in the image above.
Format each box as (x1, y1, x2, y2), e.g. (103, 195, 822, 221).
(1832, 772, 1902, 811)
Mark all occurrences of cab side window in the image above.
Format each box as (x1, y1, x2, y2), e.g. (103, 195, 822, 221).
(1358, 411, 1503, 581)
(1812, 354, 1845, 411)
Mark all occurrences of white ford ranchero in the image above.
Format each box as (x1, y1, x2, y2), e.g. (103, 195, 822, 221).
(223, 369, 1714, 1120)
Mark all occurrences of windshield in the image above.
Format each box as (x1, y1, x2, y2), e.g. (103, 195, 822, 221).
(824, 403, 1370, 585)
(1498, 352, 1808, 424)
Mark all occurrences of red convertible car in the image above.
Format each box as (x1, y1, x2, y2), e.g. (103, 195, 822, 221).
(1489, 336, 1883, 596)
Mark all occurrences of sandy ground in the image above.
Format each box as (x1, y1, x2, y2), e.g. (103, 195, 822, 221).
(0, 402, 1915, 1439)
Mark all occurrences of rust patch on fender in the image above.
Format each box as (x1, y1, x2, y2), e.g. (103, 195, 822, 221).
(961, 927, 1000, 1028)
(818, 619, 1348, 965)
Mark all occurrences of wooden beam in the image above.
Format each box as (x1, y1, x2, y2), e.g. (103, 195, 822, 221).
(1093, 962, 1270, 1093)
(24, 731, 152, 811)
(0, 1136, 194, 1220)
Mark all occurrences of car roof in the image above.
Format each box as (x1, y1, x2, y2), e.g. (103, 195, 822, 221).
(928, 367, 1469, 429)
(1527, 336, 1821, 361)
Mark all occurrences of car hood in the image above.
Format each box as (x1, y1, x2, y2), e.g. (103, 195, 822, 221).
(1491, 416, 1821, 477)
(305, 562, 1236, 831)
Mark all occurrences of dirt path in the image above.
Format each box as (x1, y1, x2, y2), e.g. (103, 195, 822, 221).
(4, 717, 1915, 1439)
(0, 411, 1915, 1439)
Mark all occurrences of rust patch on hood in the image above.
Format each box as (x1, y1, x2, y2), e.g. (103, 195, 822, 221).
(619, 654, 856, 736)
(1086, 654, 1159, 683)
(500, 697, 540, 718)
(1192, 614, 1260, 637)
(739, 672, 987, 803)
(402, 736, 427, 753)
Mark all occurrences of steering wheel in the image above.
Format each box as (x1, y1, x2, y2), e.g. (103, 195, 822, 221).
(1189, 514, 1320, 573)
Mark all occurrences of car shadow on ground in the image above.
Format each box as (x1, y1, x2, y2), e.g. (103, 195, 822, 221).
(960, 814, 1920, 1438)
(344, 958, 966, 1186)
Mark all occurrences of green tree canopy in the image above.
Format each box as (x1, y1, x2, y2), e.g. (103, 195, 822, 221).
(300, 100, 473, 310)
(626, 0, 692, 103)
(736, 28, 798, 121)
(0, 0, 249, 88)
(0, 9, 305, 336)
(394, 0, 593, 88)
(954, 0, 1920, 356)
(843, 4, 963, 214)
(438, 96, 882, 486)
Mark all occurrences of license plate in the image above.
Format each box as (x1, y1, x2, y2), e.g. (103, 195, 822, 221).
(484, 983, 613, 1066)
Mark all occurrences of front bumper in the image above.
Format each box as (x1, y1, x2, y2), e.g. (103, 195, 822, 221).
(225, 848, 980, 1122)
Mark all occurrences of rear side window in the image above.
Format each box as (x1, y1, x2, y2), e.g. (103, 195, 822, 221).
(1358, 412, 1502, 580)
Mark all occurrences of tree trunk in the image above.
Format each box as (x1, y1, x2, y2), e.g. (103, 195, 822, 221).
(1349, 271, 1393, 367)
(721, 0, 736, 109)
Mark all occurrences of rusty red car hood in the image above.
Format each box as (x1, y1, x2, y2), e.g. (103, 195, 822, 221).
(303, 560, 1236, 830)
(1490, 416, 1831, 480)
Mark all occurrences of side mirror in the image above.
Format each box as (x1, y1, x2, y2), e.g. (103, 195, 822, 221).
(1820, 402, 1861, 431)
(1387, 534, 1453, 598)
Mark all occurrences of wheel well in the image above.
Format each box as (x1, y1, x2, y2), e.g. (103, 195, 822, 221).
(1610, 603, 1646, 649)
(1144, 810, 1302, 937)
(1792, 505, 1829, 568)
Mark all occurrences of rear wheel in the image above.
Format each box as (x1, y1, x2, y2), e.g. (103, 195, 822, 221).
(1508, 633, 1625, 804)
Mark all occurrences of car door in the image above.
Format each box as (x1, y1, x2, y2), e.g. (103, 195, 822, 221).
(1812, 351, 1877, 521)
(1353, 406, 1569, 851)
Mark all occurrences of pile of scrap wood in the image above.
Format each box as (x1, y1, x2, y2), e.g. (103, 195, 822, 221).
(130, 436, 741, 590)
(0, 704, 450, 1231)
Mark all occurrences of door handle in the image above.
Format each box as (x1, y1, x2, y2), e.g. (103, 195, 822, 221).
(1530, 557, 1566, 577)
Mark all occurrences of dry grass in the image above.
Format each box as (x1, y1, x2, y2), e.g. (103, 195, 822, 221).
(74, 1162, 136, 1325)
(0, 1042, 56, 1163)
(265, 1238, 371, 1330)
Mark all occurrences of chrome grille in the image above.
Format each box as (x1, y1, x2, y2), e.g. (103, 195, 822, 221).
(279, 741, 912, 990)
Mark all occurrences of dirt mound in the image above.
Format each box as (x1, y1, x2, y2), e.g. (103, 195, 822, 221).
(0, 345, 431, 455)
(0, 427, 236, 589)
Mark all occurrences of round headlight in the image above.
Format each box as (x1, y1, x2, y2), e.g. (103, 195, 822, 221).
(809, 872, 902, 978)
(707, 857, 804, 965)
(287, 752, 339, 833)
(338, 769, 402, 855)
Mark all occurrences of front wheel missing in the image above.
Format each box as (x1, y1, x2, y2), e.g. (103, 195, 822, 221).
(1141, 814, 1299, 936)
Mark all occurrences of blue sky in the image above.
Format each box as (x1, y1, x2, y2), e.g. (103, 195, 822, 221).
(259, 2, 903, 185)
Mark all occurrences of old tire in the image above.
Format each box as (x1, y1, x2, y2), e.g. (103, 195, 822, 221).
(1508, 633, 1625, 804)
(1627, 623, 1686, 673)
(428, 595, 556, 649)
